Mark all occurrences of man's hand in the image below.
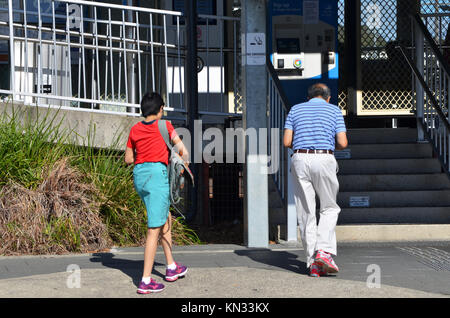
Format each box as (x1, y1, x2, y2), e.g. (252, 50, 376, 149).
(335, 132, 348, 150)
(283, 129, 293, 148)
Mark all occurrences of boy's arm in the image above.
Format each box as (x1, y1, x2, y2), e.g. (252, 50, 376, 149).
(172, 135, 190, 163)
(125, 147, 135, 165)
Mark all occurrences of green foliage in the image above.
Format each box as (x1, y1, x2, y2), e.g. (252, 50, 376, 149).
(0, 104, 201, 254)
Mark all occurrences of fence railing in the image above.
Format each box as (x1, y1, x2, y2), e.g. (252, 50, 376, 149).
(420, 12, 450, 54)
(398, 14, 450, 176)
(266, 60, 297, 242)
(0, 0, 241, 121)
(267, 60, 289, 202)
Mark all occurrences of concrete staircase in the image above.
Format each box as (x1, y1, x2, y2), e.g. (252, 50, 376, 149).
(269, 128, 450, 242)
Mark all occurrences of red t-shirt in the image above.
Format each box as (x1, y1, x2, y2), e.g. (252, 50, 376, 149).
(126, 120, 177, 165)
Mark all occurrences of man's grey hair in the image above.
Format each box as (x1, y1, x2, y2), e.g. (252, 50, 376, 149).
(308, 83, 331, 100)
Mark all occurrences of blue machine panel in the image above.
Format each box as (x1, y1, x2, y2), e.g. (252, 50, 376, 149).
(268, 0, 339, 107)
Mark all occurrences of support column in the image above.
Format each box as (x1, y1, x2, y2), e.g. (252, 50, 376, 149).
(397, 0, 420, 45)
(414, 19, 425, 142)
(241, 0, 268, 248)
(345, 0, 361, 117)
(185, 0, 200, 223)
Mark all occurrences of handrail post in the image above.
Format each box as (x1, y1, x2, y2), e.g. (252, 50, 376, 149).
(414, 18, 425, 142)
(286, 148, 297, 242)
(8, 0, 15, 99)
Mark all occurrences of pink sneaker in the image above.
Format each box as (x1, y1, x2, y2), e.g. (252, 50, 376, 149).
(165, 262, 188, 282)
(137, 279, 165, 294)
(314, 250, 339, 273)
(310, 262, 328, 277)
(309, 262, 321, 277)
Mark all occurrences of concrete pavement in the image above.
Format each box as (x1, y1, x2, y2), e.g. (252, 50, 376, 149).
(0, 242, 449, 298)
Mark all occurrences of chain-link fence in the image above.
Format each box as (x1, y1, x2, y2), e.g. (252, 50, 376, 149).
(338, 0, 347, 113)
(421, 1, 450, 60)
(359, 0, 417, 115)
(338, 1, 450, 116)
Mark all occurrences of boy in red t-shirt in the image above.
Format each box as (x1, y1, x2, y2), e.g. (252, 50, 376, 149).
(125, 92, 189, 294)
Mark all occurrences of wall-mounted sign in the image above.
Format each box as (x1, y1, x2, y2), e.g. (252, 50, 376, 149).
(303, 0, 319, 24)
(335, 149, 351, 159)
(246, 33, 266, 66)
(349, 196, 370, 208)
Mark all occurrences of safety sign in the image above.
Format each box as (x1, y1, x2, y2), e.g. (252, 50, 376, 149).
(246, 33, 266, 65)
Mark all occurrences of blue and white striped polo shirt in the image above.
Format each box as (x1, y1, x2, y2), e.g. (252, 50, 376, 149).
(284, 98, 347, 151)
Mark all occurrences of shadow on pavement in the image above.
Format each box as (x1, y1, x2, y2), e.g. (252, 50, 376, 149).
(89, 253, 164, 287)
(234, 249, 309, 275)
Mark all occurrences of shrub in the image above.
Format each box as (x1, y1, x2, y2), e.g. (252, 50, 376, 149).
(0, 104, 201, 255)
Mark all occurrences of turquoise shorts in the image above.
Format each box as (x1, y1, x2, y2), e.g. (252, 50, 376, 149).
(133, 162, 170, 228)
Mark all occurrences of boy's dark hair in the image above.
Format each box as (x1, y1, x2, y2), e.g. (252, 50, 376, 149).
(308, 83, 331, 101)
(140, 92, 165, 117)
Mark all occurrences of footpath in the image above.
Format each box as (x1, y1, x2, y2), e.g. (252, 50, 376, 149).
(0, 242, 449, 298)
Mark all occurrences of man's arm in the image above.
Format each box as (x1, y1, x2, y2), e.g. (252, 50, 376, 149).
(283, 129, 293, 148)
(335, 132, 348, 150)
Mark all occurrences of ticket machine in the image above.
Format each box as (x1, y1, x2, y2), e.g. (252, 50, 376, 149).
(268, 0, 339, 106)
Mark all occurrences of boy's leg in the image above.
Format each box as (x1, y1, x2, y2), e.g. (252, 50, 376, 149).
(160, 214, 188, 281)
(159, 214, 175, 265)
(143, 227, 162, 278)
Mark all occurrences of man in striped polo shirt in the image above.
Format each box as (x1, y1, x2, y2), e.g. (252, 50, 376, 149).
(283, 83, 348, 277)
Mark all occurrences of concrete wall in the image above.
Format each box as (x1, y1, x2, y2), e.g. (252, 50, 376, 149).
(0, 102, 245, 155)
(0, 102, 142, 151)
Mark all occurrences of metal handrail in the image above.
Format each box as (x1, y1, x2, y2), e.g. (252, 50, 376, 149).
(1, 0, 242, 120)
(266, 58, 291, 202)
(266, 58, 298, 242)
(414, 14, 450, 78)
(397, 44, 450, 132)
(266, 60, 292, 111)
(398, 13, 450, 176)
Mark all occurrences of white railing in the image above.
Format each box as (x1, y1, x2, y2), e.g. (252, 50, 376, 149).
(0, 0, 241, 120)
(266, 60, 297, 242)
(267, 61, 288, 201)
(400, 14, 450, 176)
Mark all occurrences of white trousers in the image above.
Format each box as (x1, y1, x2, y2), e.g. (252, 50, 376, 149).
(290, 153, 341, 268)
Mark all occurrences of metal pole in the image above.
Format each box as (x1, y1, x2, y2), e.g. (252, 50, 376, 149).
(8, 0, 15, 98)
(345, 0, 361, 117)
(185, 0, 199, 222)
(415, 18, 425, 141)
(125, 0, 137, 112)
(241, 0, 268, 248)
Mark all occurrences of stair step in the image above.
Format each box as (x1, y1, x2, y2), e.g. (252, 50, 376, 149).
(270, 206, 450, 225)
(347, 128, 418, 144)
(338, 207, 450, 224)
(335, 224, 450, 242)
(338, 190, 450, 208)
(273, 224, 450, 243)
(341, 143, 433, 159)
(338, 174, 450, 191)
(337, 158, 442, 175)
